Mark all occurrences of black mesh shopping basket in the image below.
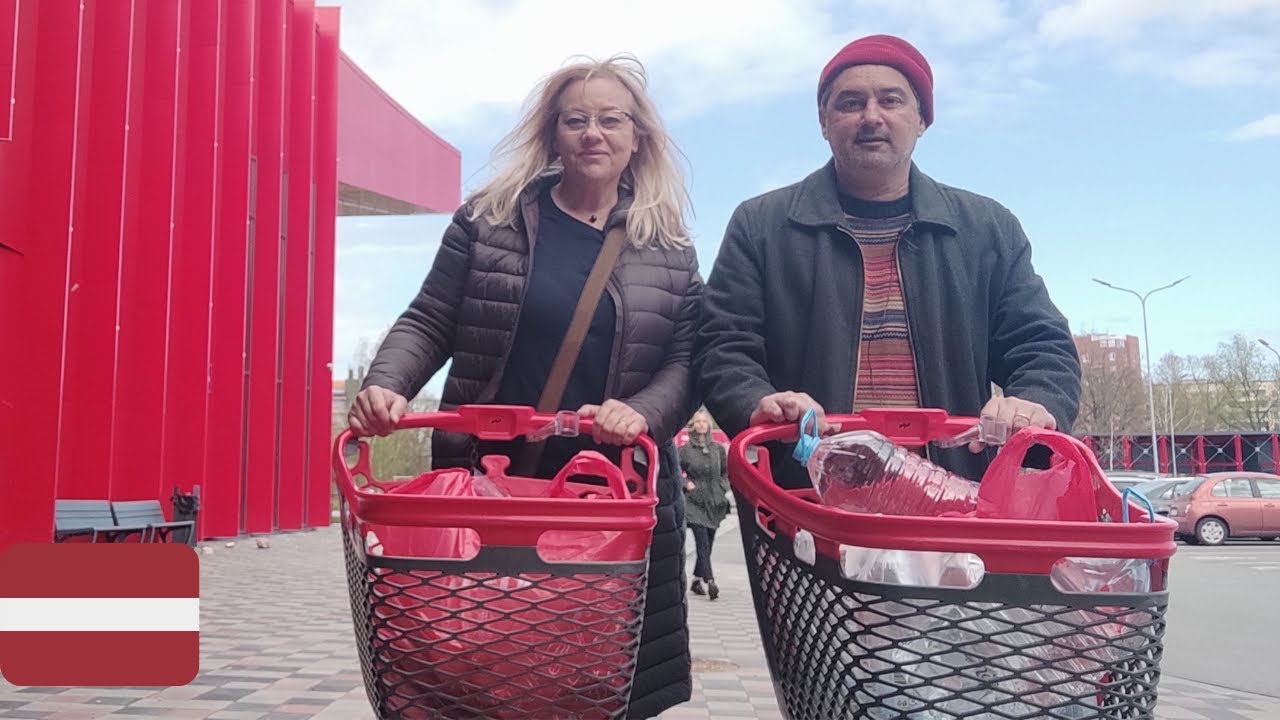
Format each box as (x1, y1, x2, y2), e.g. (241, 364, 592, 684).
(334, 405, 660, 720)
(727, 408, 1179, 720)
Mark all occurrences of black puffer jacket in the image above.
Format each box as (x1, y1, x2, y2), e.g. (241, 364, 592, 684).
(363, 173, 701, 718)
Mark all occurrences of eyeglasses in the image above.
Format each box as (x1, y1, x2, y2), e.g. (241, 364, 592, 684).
(557, 110, 633, 133)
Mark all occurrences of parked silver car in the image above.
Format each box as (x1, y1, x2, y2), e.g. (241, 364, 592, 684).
(1125, 478, 1191, 516)
(1104, 471, 1164, 493)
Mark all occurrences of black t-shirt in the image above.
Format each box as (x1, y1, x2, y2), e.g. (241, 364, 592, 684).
(838, 192, 911, 219)
(493, 188, 618, 476)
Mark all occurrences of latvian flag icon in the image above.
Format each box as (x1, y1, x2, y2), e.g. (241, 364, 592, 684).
(0, 542, 200, 687)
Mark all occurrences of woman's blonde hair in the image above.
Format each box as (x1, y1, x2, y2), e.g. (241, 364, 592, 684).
(688, 408, 712, 429)
(466, 54, 692, 249)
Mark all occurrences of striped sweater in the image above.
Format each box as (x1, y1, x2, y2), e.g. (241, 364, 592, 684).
(842, 195, 921, 410)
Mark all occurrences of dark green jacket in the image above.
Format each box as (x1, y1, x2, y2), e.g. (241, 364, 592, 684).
(679, 434, 730, 529)
(693, 161, 1081, 487)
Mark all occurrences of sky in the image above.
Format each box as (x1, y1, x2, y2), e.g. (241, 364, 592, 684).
(328, 0, 1280, 396)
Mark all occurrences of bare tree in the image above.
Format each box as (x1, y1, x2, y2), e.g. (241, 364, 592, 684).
(340, 329, 442, 481)
(1153, 352, 1204, 432)
(1200, 334, 1275, 432)
(1076, 361, 1148, 436)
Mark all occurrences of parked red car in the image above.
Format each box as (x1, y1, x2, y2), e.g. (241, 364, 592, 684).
(1167, 472, 1280, 545)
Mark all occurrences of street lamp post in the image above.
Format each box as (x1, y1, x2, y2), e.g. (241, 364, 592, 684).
(1092, 276, 1190, 474)
(1260, 338, 1280, 365)
(1261, 339, 1280, 431)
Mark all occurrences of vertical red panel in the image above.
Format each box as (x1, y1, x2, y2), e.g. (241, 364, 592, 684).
(276, 0, 315, 531)
(0, 0, 15, 140)
(161, 0, 220, 519)
(0, 0, 27, 550)
(307, 7, 339, 528)
(1195, 435, 1206, 474)
(244, 0, 286, 534)
(0, 0, 30, 502)
(204, 0, 253, 540)
(1271, 435, 1279, 475)
(57, 0, 133, 500)
(1233, 434, 1244, 472)
(0, 0, 80, 550)
(111, 0, 180, 502)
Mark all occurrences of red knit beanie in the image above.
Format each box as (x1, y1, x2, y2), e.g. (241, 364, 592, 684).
(818, 34, 934, 127)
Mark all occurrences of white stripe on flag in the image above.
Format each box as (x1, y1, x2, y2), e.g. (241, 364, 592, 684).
(0, 597, 200, 632)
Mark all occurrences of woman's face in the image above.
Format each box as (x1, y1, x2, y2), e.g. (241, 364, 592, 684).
(552, 77, 640, 188)
(692, 413, 710, 435)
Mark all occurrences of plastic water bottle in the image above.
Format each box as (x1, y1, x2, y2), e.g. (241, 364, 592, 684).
(807, 429, 979, 516)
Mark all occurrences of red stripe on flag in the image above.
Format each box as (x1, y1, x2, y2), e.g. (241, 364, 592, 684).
(0, 631, 199, 686)
(0, 543, 198, 598)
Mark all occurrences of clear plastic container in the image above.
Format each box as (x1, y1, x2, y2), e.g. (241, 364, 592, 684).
(807, 429, 979, 517)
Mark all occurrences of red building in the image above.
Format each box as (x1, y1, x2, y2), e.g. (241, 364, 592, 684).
(0, 0, 460, 552)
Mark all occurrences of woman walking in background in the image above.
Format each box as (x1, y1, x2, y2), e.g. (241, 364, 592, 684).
(680, 409, 730, 600)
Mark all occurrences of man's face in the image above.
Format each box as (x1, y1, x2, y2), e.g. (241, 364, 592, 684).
(819, 64, 926, 182)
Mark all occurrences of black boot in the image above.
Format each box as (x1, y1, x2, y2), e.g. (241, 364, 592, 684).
(691, 579, 705, 596)
(708, 580, 719, 601)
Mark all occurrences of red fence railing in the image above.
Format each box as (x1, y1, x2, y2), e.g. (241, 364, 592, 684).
(1079, 433, 1280, 476)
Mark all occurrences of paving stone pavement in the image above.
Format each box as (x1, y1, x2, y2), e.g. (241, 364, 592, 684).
(2, 522, 1278, 719)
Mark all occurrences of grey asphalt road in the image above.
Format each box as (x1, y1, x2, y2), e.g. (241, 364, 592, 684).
(1161, 540, 1280, 698)
(695, 518, 1280, 702)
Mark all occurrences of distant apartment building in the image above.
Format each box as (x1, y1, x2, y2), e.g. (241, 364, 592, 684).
(1074, 334, 1142, 372)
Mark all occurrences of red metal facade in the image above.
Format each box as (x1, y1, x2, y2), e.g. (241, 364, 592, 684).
(336, 54, 460, 214)
(0, 0, 456, 552)
(1081, 432, 1280, 476)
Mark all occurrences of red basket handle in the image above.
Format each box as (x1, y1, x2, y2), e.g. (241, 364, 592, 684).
(825, 407, 980, 446)
(726, 409, 1177, 575)
(333, 404, 660, 506)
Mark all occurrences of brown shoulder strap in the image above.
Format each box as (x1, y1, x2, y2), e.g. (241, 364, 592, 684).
(514, 225, 628, 474)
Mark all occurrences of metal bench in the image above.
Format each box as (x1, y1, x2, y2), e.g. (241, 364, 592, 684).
(110, 500, 195, 543)
(53, 499, 149, 543)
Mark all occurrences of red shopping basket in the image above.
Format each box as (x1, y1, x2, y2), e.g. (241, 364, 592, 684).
(334, 405, 660, 720)
(727, 408, 1179, 720)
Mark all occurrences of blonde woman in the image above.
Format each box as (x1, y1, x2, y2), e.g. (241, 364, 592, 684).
(349, 54, 701, 717)
(679, 409, 730, 600)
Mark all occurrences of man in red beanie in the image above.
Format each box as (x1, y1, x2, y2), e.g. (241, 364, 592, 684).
(694, 34, 1081, 490)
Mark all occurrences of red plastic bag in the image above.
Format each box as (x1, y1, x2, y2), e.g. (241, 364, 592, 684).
(976, 426, 1110, 522)
(365, 451, 644, 717)
(536, 451, 649, 563)
(363, 468, 487, 559)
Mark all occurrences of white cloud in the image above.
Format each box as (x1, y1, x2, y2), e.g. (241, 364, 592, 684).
(332, 0, 843, 133)
(1039, 0, 1280, 44)
(1035, 0, 1280, 93)
(1165, 44, 1280, 87)
(1229, 112, 1280, 141)
(329, 0, 1060, 141)
(330, 0, 1280, 145)
(849, 0, 1016, 46)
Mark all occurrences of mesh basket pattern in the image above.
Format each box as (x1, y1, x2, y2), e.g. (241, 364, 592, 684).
(343, 527, 648, 720)
(744, 524, 1168, 720)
